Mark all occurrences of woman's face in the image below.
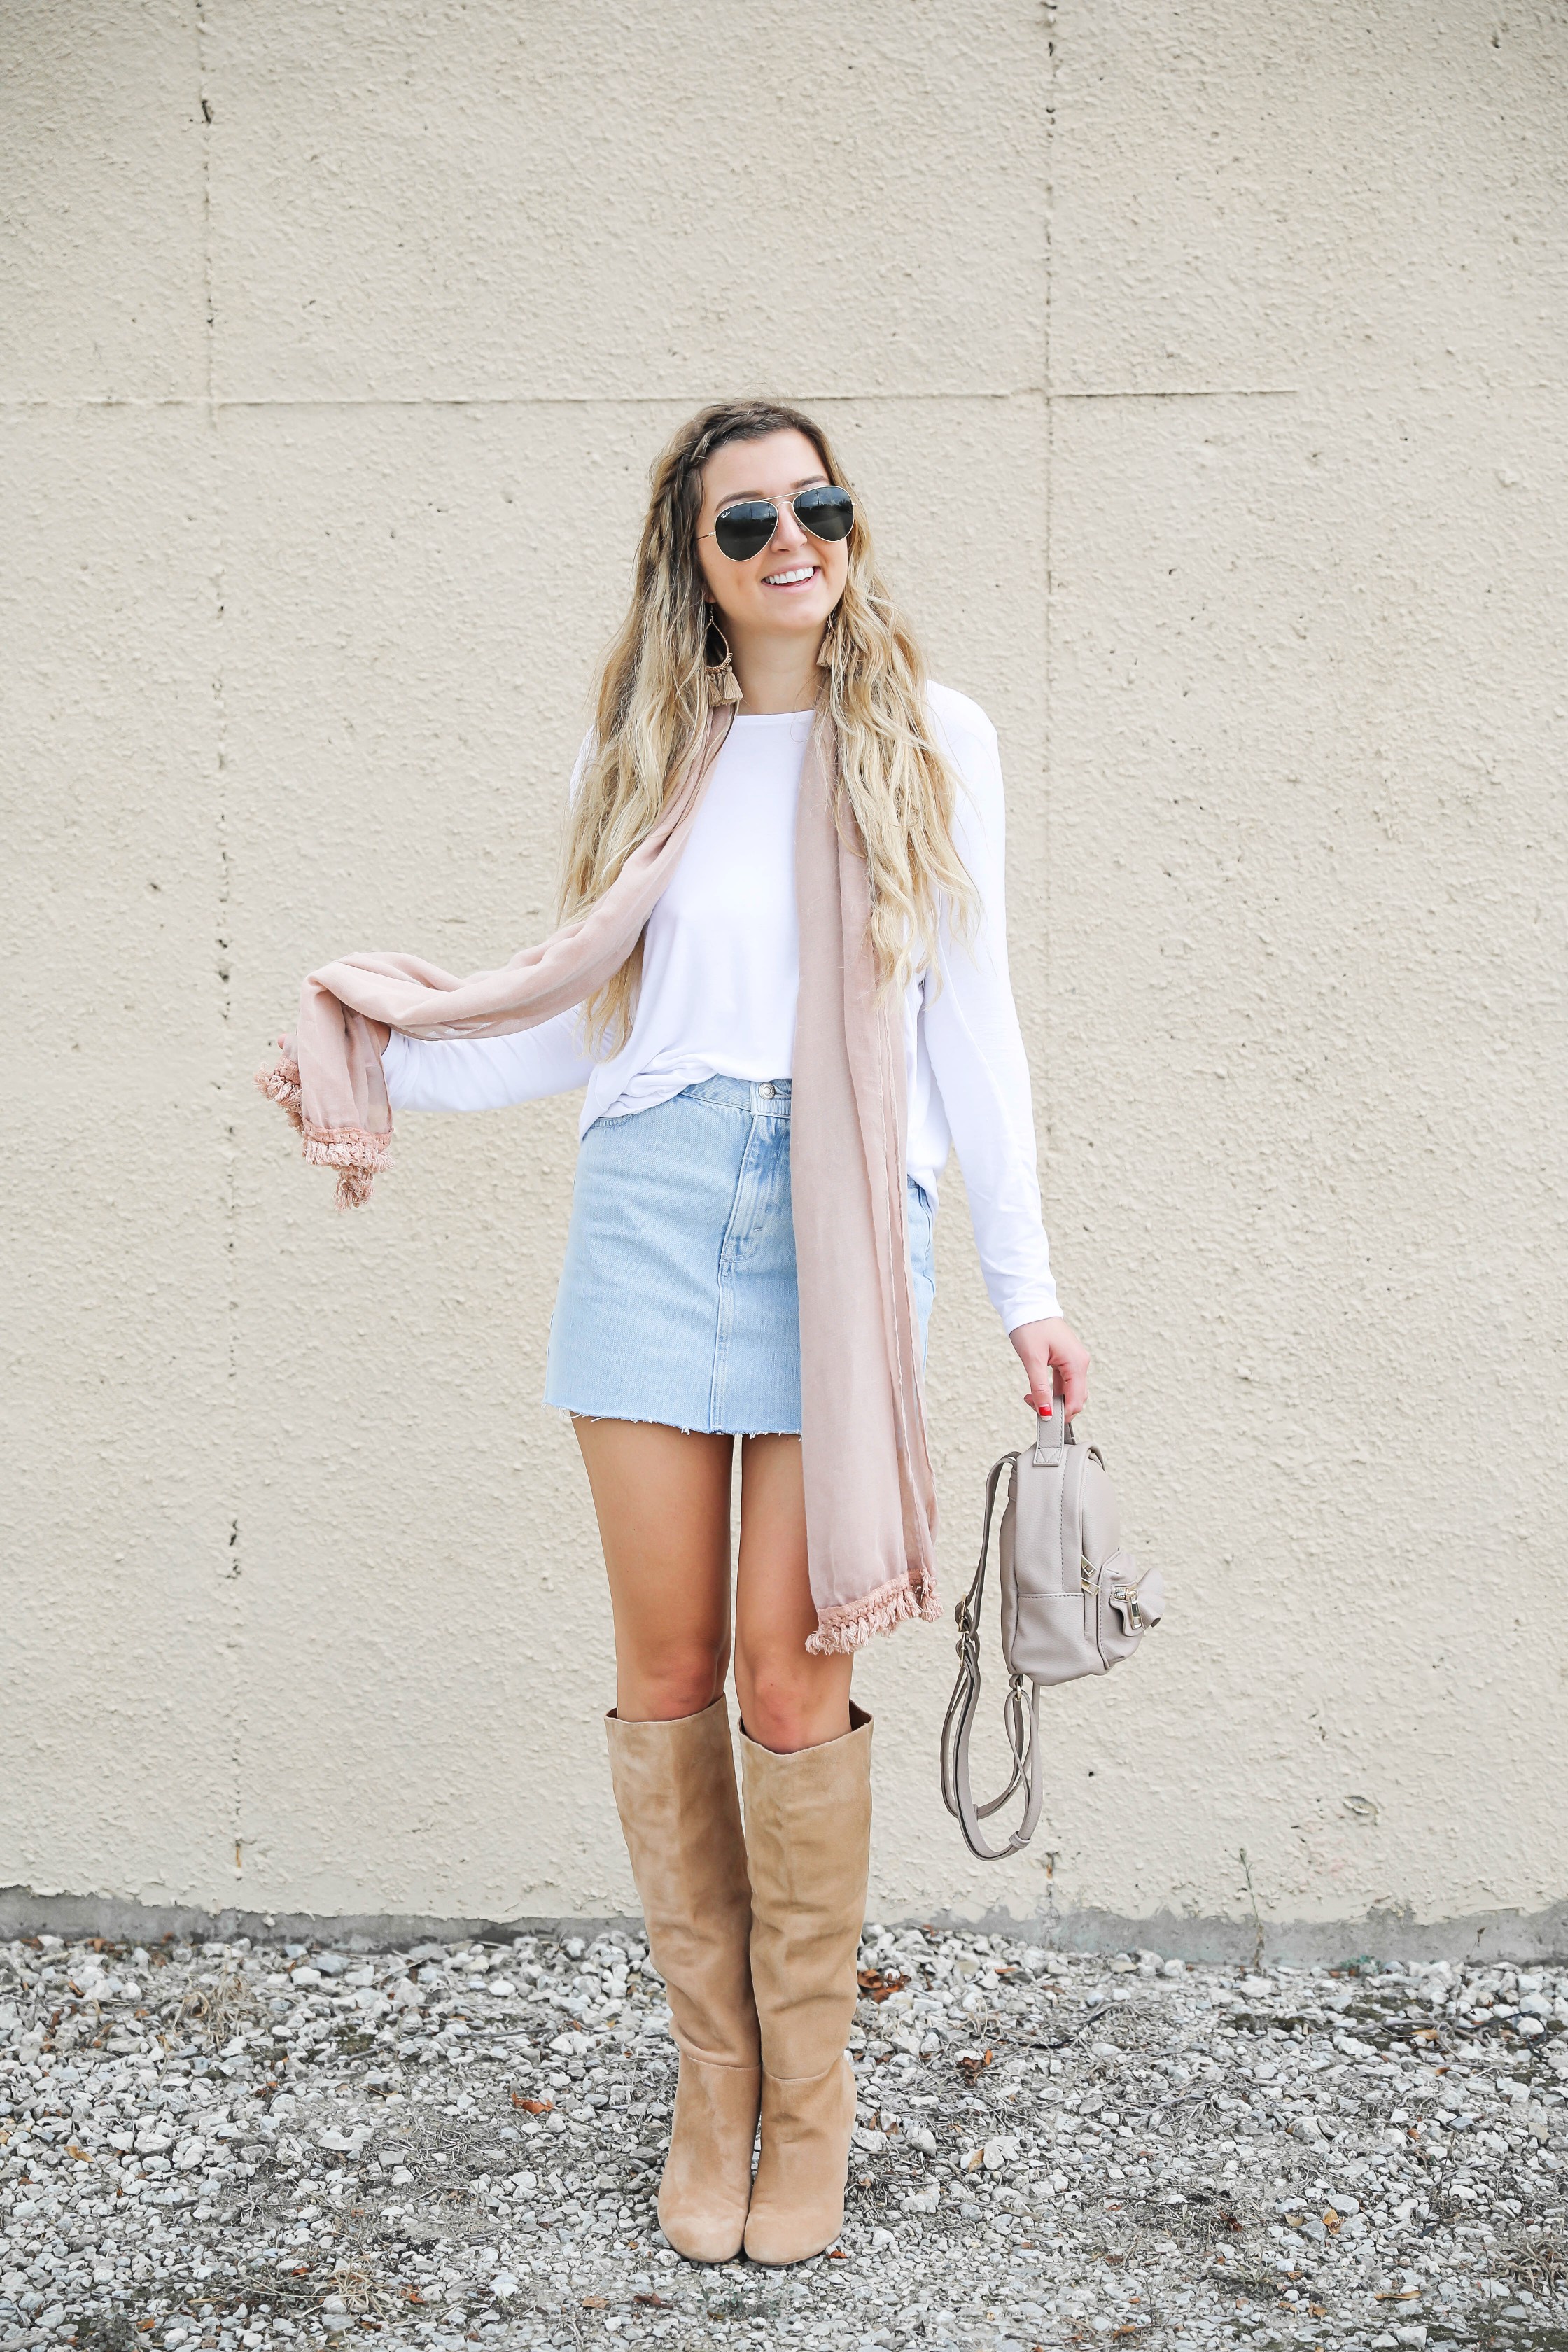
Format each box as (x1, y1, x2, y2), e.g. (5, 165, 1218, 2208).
(694, 428, 850, 650)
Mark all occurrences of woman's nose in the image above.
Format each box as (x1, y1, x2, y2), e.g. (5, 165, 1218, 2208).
(766, 505, 810, 555)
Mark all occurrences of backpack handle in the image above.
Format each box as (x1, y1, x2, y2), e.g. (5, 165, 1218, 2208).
(1031, 1390, 1076, 1469)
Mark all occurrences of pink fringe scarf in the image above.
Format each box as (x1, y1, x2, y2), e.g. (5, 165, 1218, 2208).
(258, 704, 939, 1653)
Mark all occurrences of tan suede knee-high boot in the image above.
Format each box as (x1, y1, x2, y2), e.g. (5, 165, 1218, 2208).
(740, 1702, 872, 2267)
(606, 1698, 761, 2264)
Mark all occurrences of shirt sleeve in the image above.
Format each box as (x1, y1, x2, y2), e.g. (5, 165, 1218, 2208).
(382, 1014, 596, 1112)
(919, 701, 1062, 1334)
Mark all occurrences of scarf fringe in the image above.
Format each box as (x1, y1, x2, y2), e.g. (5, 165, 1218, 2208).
(806, 1569, 942, 1656)
(255, 1058, 392, 1210)
(255, 1056, 304, 1130)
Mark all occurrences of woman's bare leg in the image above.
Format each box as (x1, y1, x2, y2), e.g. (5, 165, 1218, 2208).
(733, 1434, 853, 1753)
(572, 1418, 735, 1722)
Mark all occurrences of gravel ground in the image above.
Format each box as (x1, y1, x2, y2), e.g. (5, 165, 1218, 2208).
(2, 1928, 1565, 2352)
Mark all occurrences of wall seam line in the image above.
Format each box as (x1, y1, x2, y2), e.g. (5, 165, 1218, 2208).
(1042, 0, 1058, 1490)
(195, 0, 245, 1900)
(0, 387, 1308, 413)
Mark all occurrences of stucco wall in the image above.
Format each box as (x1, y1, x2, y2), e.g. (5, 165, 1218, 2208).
(4, 1, 1565, 1956)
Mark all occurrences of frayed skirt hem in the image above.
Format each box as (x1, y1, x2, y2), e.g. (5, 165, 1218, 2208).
(544, 1399, 801, 1440)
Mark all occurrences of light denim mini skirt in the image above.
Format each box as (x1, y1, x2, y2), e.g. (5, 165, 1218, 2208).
(545, 1074, 936, 1436)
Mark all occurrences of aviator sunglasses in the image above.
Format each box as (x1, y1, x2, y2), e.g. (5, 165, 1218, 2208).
(699, 484, 855, 564)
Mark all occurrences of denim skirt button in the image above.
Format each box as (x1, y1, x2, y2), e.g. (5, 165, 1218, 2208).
(757, 1081, 776, 1100)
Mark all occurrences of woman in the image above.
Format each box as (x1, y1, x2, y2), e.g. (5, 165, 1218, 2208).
(260, 398, 1088, 2268)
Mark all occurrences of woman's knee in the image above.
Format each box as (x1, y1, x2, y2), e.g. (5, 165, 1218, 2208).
(617, 1636, 729, 1723)
(734, 1657, 850, 1754)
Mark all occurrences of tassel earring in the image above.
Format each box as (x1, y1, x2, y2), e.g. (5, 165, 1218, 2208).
(704, 606, 743, 707)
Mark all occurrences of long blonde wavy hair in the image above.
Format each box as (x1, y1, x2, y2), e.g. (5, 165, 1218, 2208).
(561, 399, 976, 1049)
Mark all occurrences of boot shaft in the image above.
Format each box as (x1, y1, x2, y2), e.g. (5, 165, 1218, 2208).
(606, 1697, 760, 2069)
(740, 1703, 873, 2080)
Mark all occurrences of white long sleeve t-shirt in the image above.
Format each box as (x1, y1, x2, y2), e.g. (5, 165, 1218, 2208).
(382, 682, 1060, 1334)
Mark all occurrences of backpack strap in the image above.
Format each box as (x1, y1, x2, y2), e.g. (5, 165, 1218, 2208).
(1032, 1394, 1070, 1467)
(939, 1450, 1046, 1861)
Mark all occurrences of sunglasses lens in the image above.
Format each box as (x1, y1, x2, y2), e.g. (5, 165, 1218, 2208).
(794, 486, 854, 542)
(713, 501, 778, 561)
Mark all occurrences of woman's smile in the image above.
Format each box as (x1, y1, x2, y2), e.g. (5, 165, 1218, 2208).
(761, 563, 821, 591)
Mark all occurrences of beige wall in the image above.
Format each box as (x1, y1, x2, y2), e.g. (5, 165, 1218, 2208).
(4, 1, 1565, 1956)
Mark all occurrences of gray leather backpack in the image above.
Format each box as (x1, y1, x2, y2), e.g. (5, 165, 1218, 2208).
(940, 1400, 1166, 1860)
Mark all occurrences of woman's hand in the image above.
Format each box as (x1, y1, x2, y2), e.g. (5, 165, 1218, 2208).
(1008, 1315, 1090, 1420)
